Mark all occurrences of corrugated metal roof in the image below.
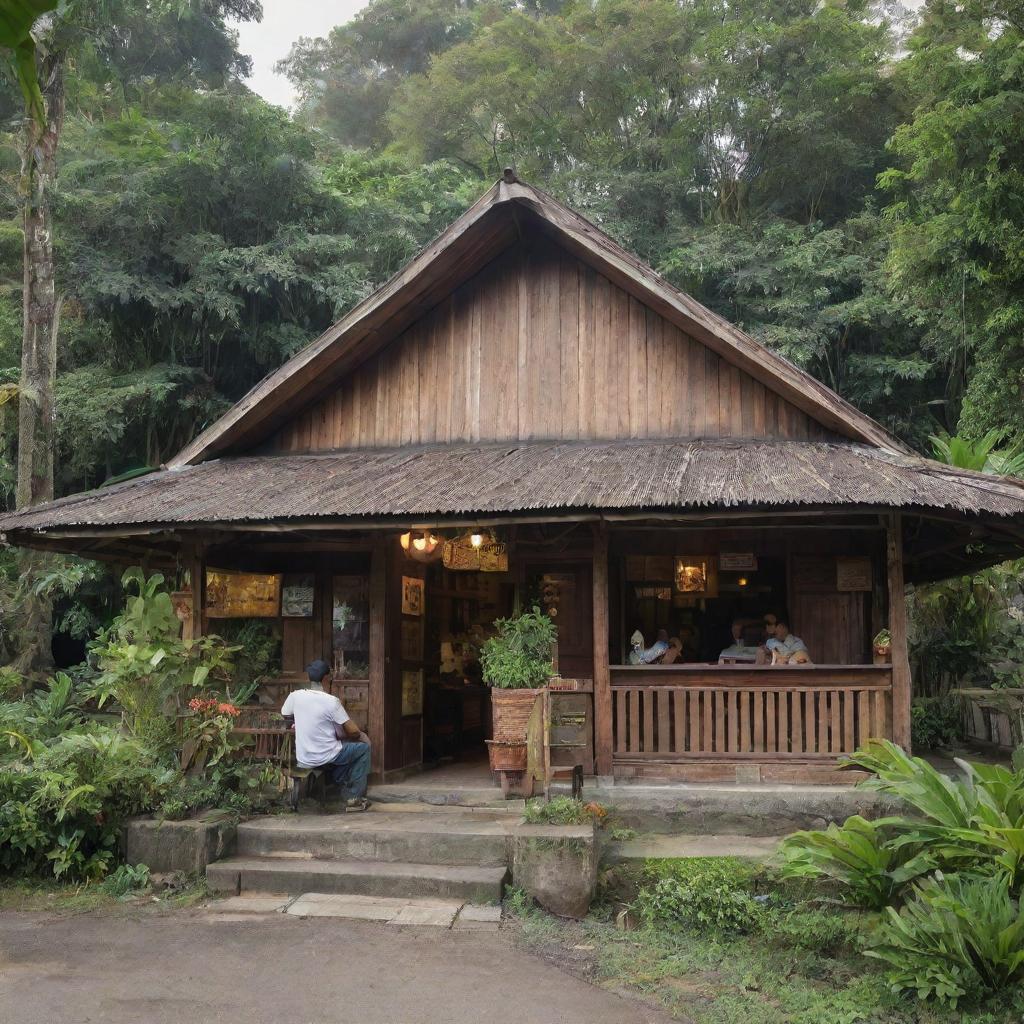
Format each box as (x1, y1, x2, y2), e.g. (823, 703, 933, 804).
(3, 439, 1024, 534)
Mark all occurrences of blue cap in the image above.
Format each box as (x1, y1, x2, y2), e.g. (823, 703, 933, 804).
(306, 659, 331, 682)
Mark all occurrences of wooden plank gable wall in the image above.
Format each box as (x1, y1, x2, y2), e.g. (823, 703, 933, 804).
(272, 239, 838, 451)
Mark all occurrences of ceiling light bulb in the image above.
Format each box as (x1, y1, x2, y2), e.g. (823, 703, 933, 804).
(470, 532, 484, 548)
(400, 532, 411, 551)
(412, 535, 427, 552)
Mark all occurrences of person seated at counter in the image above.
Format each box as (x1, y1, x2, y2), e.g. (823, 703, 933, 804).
(628, 628, 671, 664)
(765, 619, 811, 664)
(660, 636, 684, 664)
(718, 618, 761, 664)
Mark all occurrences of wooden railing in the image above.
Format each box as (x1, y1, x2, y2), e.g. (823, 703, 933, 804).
(610, 665, 892, 761)
(231, 706, 291, 765)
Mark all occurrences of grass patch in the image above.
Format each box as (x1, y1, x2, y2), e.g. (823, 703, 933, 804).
(505, 860, 1024, 1024)
(0, 875, 211, 915)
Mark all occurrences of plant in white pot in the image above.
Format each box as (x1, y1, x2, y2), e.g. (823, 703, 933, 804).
(480, 608, 556, 759)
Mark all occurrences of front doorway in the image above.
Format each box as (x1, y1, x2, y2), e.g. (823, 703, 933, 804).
(385, 541, 596, 779)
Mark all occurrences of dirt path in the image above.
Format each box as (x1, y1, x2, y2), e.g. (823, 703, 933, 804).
(0, 909, 672, 1024)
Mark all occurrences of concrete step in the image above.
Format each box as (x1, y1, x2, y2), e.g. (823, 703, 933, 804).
(208, 855, 508, 904)
(235, 810, 511, 866)
(605, 833, 781, 863)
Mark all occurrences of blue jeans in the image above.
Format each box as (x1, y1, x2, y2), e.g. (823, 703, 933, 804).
(320, 741, 370, 801)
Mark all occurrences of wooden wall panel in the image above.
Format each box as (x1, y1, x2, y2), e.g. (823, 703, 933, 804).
(272, 238, 838, 452)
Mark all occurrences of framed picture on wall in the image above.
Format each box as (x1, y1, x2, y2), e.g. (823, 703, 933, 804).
(281, 573, 315, 617)
(400, 618, 424, 661)
(401, 575, 424, 616)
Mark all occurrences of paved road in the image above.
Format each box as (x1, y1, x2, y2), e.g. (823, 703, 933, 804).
(0, 910, 671, 1024)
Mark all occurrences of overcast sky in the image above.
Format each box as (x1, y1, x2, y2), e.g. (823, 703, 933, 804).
(234, 1, 365, 109)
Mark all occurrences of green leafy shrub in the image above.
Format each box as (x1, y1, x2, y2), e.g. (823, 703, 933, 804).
(780, 815, 936, 909)
(769, 907, 863, 957)
(480, 608, 556, 689)
(635, 857, 767, 935)
(88, 568, 239, 754)
(102, 862, 150, 898)
(849, 740, 1024, 892)
(213, 619, 281, 695)
(911, 695, 964, 750)
(0, 729, 172, 879)
(523, 796, 607, 826)
(157, 758, 281, 821)
(866, 874, 1024, 1006)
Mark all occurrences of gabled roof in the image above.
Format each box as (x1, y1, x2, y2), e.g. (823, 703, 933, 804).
(169, 172, 908, 467)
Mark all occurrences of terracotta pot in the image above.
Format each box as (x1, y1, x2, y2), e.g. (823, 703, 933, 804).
(487, 739, 528, 772)
(490, 687, 545, 742)
(873, 645, 892, 665)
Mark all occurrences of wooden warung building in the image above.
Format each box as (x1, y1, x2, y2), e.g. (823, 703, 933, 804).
(6, 173, 1024, 785)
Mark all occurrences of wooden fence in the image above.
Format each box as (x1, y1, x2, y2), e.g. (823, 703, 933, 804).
(610, 665, 892, 762)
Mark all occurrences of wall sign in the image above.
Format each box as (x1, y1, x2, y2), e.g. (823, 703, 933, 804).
(401, 576, 424, 616)
(720, 552, 758, 571)
(836, 556, 873, 592)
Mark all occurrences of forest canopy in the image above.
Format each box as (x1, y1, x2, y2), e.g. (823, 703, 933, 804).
(0, 0, 1022, 507)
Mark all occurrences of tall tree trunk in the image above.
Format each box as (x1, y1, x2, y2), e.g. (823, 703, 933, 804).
(13, 50, 65, 678)
(17, 51, 63, 510)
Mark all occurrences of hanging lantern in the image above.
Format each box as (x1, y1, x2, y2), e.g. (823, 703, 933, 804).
(400, 529, 442, 562)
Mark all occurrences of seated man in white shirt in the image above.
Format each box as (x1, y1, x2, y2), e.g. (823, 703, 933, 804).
(281, 659, 371, 812)
(765, 619, 811, 664)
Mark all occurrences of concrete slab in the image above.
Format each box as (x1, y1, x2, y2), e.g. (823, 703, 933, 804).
(454, 904, 502, 931)
(213, 895, 292, 914)
(389, 903, 460, 928)
(606, 833, 781, 862)
(288, 894, 399, 921)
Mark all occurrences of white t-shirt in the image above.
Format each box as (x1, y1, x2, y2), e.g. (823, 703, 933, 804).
(281, 688, 350, 768)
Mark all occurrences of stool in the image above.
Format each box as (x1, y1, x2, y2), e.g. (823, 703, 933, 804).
(288, 765, 329, 812)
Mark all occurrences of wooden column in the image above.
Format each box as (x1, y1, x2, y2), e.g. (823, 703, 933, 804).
(592, 523, 613, 776)
(368, 537, 387, 777)
(185, 540, 206, 641)
(886, 512, 912, 750)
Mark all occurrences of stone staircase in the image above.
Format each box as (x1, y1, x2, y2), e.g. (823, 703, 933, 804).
(206, 806, 513, 904)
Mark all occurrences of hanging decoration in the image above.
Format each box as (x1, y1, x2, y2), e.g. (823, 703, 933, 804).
(399, 529, 443, 563)
(443, 529, 508, 572)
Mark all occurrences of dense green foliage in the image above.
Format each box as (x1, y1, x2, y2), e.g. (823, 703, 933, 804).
(635, 856, 768, 935)
(779, 741, 1024, 1004)
(479, 607, 557, 688)
(867, 873, 1024, 1006)
(1, 0, 1023, 509)
(0, 570, 286, 881)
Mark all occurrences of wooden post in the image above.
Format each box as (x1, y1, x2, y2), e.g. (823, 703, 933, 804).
(185, 540, 205, 641)
(886, 512, 912, 750)
(368, 537, 387, 777)
(592, 523, 613, 776)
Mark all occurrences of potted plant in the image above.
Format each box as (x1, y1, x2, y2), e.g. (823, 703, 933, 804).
(873, 628, 892, 664)
(481, 607, 557, 747)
